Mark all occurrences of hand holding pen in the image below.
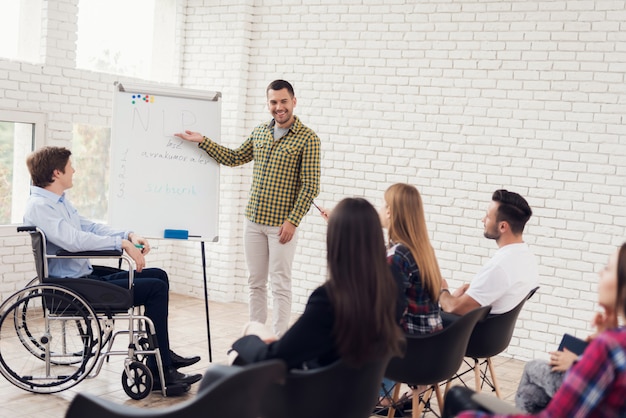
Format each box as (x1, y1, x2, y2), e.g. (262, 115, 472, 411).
(312, 201, 330, 223)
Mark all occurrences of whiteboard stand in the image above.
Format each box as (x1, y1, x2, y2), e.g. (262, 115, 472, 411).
(200, 241, 213, 362)
(107, 81, 222, 363)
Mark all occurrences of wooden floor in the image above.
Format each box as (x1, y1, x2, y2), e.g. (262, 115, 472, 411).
(0, 293, 526, 418)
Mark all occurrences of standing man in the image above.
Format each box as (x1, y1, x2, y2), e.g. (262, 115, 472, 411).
(439, 189, 539, 315)
(175, 80, 321, 336)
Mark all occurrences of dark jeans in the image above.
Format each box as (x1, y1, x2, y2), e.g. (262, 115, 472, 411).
(90, 267, 172, 367)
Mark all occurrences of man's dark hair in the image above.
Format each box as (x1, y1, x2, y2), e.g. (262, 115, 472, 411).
(26, 146, 72, 188)
(266, 79, 295, 97)
(492, 189, 532, 235)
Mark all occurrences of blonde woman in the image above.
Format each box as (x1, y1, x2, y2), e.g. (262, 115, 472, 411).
(376, 183, 443, 414)
(380, 183, 443, 334)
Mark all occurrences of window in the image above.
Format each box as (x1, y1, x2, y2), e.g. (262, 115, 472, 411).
(76, 0, 178, 83)
(70, 124, 111, 222)
(0, 111, 45, 225)
(0, 0, 43, 63)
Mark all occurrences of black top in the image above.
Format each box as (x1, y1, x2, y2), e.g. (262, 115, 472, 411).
(232, 269, 405, 370)
(232, 285, 337, 370)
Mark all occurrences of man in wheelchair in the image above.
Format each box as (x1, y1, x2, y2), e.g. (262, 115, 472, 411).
(23, 146, 202, 392)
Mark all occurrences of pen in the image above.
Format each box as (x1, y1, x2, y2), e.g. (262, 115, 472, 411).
(312, 200, 324, 214)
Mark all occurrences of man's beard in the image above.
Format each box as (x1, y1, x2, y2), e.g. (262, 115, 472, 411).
(483, 228, 500, 241)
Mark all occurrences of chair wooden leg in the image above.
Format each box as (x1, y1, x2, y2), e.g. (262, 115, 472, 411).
(444, 378, 452, 396)
(387, 382, 402, 418)
(473, 358, 481, 393)
(413, 386, 432, 418)
(434, 383, 445, 416)
(487, 357, 502, 398)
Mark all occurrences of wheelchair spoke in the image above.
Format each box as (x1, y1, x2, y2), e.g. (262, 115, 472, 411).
(0, 285, 101, 393)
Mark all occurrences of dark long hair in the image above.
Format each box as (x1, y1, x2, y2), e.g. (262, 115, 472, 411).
(617, 243, 626, 318)
(326, 198, 405, 366)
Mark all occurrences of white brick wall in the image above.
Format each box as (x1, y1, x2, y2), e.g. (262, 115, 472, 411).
(1, 0, 625, 362)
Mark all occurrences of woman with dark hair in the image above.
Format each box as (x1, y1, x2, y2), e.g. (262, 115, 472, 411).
(449, 243, 626, 418)
(230, 197, 405, 370)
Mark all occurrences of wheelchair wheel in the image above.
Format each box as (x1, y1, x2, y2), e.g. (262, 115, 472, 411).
(122, 361, 153, 400)
(135, 336, 153, 364)
(0, 284, 101, 393)
(12, 285, 99, 366)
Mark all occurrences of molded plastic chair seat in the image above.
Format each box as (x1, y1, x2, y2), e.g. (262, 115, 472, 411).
(260, 357, 392, 418)
(384, 305, 492, 418)
(445, 286, 539, 398)
(65, 360, 287, 418)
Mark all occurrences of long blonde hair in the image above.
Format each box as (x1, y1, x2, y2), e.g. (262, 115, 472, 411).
(385, 183, 442, 301)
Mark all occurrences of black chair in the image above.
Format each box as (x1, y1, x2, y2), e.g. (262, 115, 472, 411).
(384, 305, 492, 418)
(260, 357, 391, 418)
(65, 360, 287, 418)
(445, 287, 539, 398)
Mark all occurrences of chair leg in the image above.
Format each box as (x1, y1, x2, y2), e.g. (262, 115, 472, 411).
(444, 378, 452, 396)
(473, 358, 481, 393)
(434, 383, 445, 416)
(413, 386, 433, 418)
(487, 357, 502, 398)
(387, 382, 402, 418)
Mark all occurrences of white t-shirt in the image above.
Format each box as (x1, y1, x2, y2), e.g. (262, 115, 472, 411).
(465, 242, 539, 314)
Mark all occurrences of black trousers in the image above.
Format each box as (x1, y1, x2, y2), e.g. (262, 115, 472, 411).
(91, 267, 172, 367)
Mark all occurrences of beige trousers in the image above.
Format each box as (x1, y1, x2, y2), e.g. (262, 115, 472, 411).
(243, 219, 298, 337)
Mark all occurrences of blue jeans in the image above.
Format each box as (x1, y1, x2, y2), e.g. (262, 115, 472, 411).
(380, 377, 396, 398)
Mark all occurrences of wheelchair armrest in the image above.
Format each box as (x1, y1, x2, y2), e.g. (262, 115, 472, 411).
(50, 251, 135, 290)
(17, 225, 37, 232)
(56, 250, 123, 257)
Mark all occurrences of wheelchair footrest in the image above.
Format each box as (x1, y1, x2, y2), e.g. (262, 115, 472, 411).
(165, 383, 191, 397)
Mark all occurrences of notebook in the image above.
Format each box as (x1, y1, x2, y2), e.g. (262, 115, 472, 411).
(557, 333, 588, 356)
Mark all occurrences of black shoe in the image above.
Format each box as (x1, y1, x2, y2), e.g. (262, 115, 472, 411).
(170, 350, 201, 369)
(151, 366, 202, 391)
(152, 380, 190, 395)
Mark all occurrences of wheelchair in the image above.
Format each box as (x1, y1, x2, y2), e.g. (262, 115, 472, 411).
(0, 226, 170, 399)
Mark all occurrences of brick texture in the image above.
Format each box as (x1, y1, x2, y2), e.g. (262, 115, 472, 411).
(1, 0, 625, 361)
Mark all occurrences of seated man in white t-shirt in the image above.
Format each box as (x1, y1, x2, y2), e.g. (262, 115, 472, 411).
(439, 189, 539, 316)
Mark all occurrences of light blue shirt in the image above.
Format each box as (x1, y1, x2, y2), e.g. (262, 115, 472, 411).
(23, 186, 130, 278)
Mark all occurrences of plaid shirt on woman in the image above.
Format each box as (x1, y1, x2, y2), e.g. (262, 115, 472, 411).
(387, 243, 443, 335)
(198, 116, 320, 227)
(457, 327, 626, 418)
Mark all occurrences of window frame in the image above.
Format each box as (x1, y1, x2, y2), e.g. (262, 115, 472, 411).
(0, 109, 46, 233)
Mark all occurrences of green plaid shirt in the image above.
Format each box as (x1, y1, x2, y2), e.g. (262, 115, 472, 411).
(199, 115, 320, 227)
